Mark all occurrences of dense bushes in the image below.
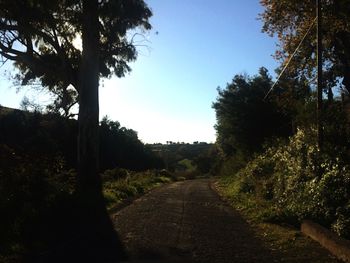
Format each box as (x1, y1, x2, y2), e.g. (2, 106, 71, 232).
(0, 143, 171, 259)
(0, 144, 76, 257)
(220, 127, 350, 238)
(0, 107, 166, 260)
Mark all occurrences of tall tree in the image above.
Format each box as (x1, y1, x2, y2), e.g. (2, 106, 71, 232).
(0, 0, 152, 260)
(213, 68, 292, 157)
(0, 0, 152, 113)
(78, 0, 100, 200)
(260, 0, 350, 96)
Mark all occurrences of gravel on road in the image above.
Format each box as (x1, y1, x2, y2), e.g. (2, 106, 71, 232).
(112, 179, 279, 262)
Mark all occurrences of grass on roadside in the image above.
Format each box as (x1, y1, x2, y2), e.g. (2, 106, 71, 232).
(102, 168, 174, 210)
(216, 175, 341, 263)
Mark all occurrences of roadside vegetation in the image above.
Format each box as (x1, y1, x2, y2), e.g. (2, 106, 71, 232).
(216, 179, 340, 263)
(213, 73, 348, 260)
(0, 106, 213, 261)
(213, 0, 350, 250)
(0, 107, 164, 260)
(102, 168, 173, 210)
(222, 126, 350, 234)
(214, 69, 350, 240)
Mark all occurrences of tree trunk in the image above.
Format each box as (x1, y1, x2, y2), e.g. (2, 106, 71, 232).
(75, 0, 126, 261)
(78, 0, 100, 197)
(336, 32, 350, 95)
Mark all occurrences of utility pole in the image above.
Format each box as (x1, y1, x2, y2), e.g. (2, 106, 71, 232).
(317, 0, 323, 150)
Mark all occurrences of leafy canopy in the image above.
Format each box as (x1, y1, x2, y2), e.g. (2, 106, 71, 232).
(260, 0, 350, 94)
(213, 68, 291, 157)
(0, 0, 152, 115)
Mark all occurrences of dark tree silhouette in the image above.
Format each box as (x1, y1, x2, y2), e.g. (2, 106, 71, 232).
(213, 68, 292, 157)
(0, 0, 152, 260)
(0, 0, 152, 113)
(99, 116, 164, 171)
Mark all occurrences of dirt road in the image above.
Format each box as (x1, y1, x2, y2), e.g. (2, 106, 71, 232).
(112, 179, 279, 262)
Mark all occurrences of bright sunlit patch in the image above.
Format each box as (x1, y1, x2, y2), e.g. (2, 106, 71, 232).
(72, 35, 82, 51)
(126, 112, 216, 144)
(99, 75, 216, 144)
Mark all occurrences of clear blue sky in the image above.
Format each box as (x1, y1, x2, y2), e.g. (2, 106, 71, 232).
(0, 0, 278, 144)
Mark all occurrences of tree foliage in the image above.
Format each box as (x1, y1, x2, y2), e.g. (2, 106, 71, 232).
(260, 0, 350, 95)
(0, 0, 152, 115)
(1, 2, 153, 258)
(100, 116, 164, 171)
(213, 68, 292, 157)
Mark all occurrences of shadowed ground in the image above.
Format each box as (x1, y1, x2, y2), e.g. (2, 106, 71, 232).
(112, 179, 278, 262)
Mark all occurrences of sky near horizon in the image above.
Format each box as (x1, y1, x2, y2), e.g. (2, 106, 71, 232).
(0, 0, 279, 144)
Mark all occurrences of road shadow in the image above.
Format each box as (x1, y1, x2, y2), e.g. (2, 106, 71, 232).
(24, 195, 128, 263)
(113, 179, 280, 263)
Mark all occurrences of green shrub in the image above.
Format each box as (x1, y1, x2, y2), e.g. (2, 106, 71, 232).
(101, 167, 130, 180)
(102, 169, 174, 209)
(237, 176, 255, 194)
(220, 127, 350, 238)
(0, 144, 76, 256)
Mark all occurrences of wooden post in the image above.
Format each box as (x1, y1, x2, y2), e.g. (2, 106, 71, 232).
(317, 0, 323, 150)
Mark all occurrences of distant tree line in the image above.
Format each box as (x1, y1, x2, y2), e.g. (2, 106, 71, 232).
(163, 141, 208, 145)
(149, 142, 220, 175)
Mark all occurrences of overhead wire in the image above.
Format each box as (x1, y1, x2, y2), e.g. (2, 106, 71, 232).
(264, 16, 317, 100)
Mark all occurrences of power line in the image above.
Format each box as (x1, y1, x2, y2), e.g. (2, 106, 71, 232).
(264, 17, 317, 100)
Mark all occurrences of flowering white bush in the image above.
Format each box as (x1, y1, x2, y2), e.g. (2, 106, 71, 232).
(234, 127, 350, 237)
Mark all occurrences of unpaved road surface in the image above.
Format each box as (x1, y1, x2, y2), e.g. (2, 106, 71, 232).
(112, 179, 278, 262)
